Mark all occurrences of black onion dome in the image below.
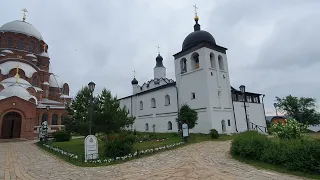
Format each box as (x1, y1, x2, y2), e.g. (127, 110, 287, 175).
(182, 19, 216, 51)
(155, 54, 164, 68)
(131, 78, 138, 85)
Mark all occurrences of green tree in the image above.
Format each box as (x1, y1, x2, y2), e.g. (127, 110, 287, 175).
(275, 95, 320, 126)
(92, 88, 135, 134)
(64, 86, 96, 135)
(176, 104, 198, 129)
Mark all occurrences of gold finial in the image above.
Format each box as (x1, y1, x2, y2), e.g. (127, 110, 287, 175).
(193, 4, 199, 21)
(156, 44, 160, 54)
(15, 64, 20, 83)
(21, 8, 28, 21)
(43, 44, 47, 52)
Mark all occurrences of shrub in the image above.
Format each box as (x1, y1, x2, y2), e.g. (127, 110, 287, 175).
(104, 134, 136, 158)
(270, 118, 307, 140)
(52, 130, 71, 142)
(231, 131, 320, 173)
(231, 131, 268, 160)
(209, 129, 219, 139)
(260, 140, 286, 165)
(282, 139, 320, 173)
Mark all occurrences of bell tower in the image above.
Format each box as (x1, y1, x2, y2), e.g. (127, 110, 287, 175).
(153, 45, 166, 79)
(173, 6, 235, 133)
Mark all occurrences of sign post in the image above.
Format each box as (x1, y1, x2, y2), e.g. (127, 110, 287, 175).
(182, 123, 189, 142)
(84, 135, 98, 161)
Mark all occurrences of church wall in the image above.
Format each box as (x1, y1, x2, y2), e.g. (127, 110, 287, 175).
(188, 109, 212, 133)
(154, 67, 166, 79)
(0, 96, 37, 139)
(175, 48, 212, 133)
(133, 113, 178, 132)
(120, 86, 179, 133)
(202, 47, 236, 134)
(233, 101, 266, 133)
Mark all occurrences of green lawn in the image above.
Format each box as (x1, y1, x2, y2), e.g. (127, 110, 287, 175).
(50, 133, 235, 157)
(51, 136, 183, 157)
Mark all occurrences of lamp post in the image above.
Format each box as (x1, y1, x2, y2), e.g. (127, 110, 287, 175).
(239, 85, 250, 130)
(273, 103, 278, 116)
(88, 81, 96, 135)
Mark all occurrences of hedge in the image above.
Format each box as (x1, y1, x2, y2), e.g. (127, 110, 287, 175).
(231, 131, 320, 174)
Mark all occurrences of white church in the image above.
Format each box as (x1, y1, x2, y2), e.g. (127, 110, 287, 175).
(119, 13, 267, 134)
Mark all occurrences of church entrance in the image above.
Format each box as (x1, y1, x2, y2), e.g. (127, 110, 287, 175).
(1, 112, 22, 139)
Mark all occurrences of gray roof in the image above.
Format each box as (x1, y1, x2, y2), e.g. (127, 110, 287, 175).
(0, 20, 43, 40)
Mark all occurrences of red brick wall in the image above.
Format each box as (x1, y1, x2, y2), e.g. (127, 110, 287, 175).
(0, 96, 37, 139)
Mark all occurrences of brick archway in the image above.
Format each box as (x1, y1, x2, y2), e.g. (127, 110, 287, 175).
(1, 111, 22, 139)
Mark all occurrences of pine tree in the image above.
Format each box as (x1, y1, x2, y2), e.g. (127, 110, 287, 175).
(65, 86, 93, 135)
(94, 88, 135, 134)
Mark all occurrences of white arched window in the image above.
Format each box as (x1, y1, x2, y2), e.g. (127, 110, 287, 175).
(180, 58, 187, 73)
(151, 98, 156, 108)
(140, 101, 143, 110)
(145, 123, 149, 131)
(218, 55, 224, 70)
(221, 120, 226, 132)
(168, 121, 172, 130)
(210, 53, 216, 69)
(165, 95, 170, 106)
(191, 52, 200, 70)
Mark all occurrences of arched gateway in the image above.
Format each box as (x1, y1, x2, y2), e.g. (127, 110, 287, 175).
(1, 112, 22, 139)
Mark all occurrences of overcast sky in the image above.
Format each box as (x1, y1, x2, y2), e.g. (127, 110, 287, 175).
(1, 0, 320, 116)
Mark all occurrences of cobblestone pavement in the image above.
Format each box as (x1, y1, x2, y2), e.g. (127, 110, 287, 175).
(0, 140, 308, 180)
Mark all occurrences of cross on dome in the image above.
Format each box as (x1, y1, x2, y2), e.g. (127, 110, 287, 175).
(156, 45, 161, 55)
(21, 8, 28, 22)
(193, 4, 199, 21)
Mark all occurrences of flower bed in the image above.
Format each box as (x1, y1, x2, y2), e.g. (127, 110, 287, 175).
(40, 141, 184, 165)
(100, 134, 171, 144)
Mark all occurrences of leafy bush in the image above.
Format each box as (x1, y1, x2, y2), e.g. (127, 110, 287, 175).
(52, 130, 71, 142)
(209, 129, 219, 139)
(260, 140, 286, 165)
(270, 118, 307, 139)
(231, 131, 320, 173)
(282, 139, 320, 173)
(231, 131, 269, 160)
(104, 134, 136, 158)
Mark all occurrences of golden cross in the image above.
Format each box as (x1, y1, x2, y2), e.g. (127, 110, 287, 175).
(21, 8, 28, 21)
(43, 44, 47, 52)
(193, 4, 198, 15)
(156, 45, 160, 54)
(15, 64, 20, 83)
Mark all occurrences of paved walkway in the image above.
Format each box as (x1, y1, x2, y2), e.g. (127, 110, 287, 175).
(0, 140, 307, 180)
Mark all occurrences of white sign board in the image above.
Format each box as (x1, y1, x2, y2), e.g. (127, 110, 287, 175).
(182, 123, 189, 137)
(84, 135, 98, 160)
